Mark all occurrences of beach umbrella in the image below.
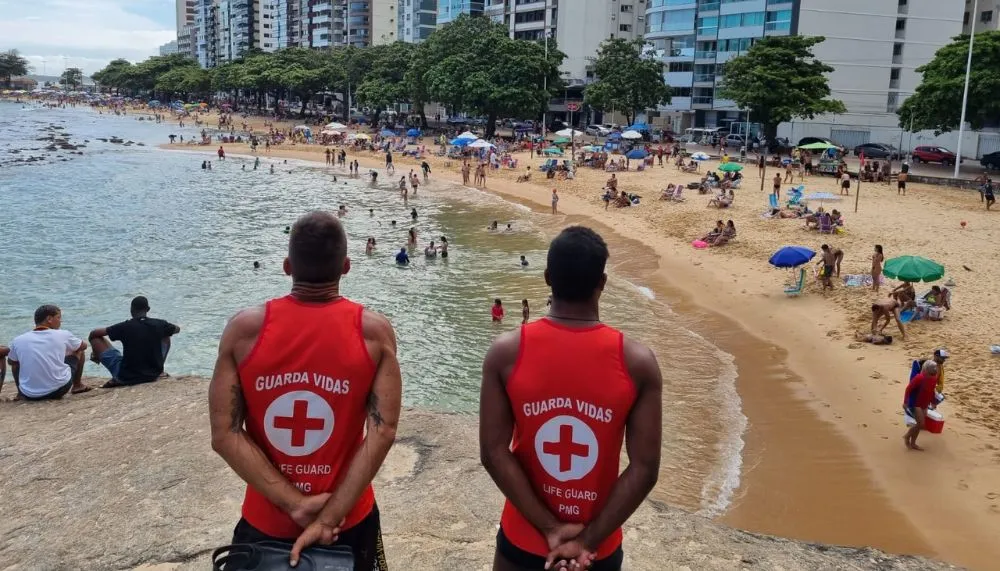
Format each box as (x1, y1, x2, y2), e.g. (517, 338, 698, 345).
(555, 128, 585, 138)
(621, 130, 643, 140)
(769, 246, 816, 268)
(321, 129, 343, 136)
(627, 122, 649, 131)
(608, 132, 623, 140)
(449, 137, 472, 146)
(542, 148, 564, 155)
(883, 256, 945, 283)
(354, 133, 371, 140)
(406, 128, 421, 137)
(468, 139, 495, 149)
(625, 149, 648, 160)
(456, 131, 478, 140)
(798, 142, 837, 150)
(552, 136, 571, 145)
(690, 152, 710, 161)
(380, 128, 397, 137)
(718, 162, 743, 172)
(803, 192, 841, 203)
(326, 122, 347, 130)
(294, 125, 310, 131)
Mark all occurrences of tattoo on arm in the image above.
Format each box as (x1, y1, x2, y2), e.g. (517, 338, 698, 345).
(366, 392, 384, 428)
(230, 384, 247, 433)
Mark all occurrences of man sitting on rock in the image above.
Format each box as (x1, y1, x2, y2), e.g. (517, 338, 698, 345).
(89, 296, 180, 388)
(6, 305, 90, 400)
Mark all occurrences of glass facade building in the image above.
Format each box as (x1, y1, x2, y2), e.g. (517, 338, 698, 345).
(436, 0, 484, 25)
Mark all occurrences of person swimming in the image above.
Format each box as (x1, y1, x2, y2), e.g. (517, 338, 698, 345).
(489, 220, 499, 231)
(283, 226, 291, 234)
(370, 170, 379, 184)
(391, 220, 397, 228)
(253, 261, 260, 269)
(506, 223, 512, 232)
(491, 298, 504, 322)
(338, 204, 347, 217)
(425, 241, 438, 258)
(269, 164, 275, 174)
(439, 236, 449, 259)
(395, 247, 410, 266)
(369, 208, 374, 217)
(365, 237, 376, 255)
(411, 208, 418, 221)
(520, 255, 528, 267)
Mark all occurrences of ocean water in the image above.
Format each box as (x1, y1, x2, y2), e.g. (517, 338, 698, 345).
(0, 101, 745, 515)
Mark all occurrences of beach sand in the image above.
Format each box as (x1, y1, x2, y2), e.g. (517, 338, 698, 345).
(158, 113, 1000, 569)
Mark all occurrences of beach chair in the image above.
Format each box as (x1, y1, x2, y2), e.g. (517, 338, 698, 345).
(818, 213, 833, 234)
(671, 186, 685, 202)
(768, 194, 779, 211)
(784, 269, 806, 297)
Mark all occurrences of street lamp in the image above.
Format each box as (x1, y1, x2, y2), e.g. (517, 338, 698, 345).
(954, 0, 978, 178)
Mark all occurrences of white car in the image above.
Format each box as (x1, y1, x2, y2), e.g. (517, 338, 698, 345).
(586, 124, 611, 137)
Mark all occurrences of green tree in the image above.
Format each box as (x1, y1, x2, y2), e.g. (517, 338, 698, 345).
(897, 30, 1000, 133)
(92, 59, 134, 93)
(584, 38, 671, 125)
(414, 14, 564, 138)
(356, 42, 415, 127)
(155, 66, 211, 100)
(59, 67, 84, 90)
(0, 49, 31, 88)
(718, 36, 845, 146)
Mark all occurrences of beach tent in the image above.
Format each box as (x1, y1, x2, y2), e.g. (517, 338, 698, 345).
(468, 139, 495, 149)
(456, 131, 478, 140)
(627, 122, 649, 131)
(555, 128, 585, 138)
(542, 147, 564, 155)
(625, 149, 648, 160)
(621, 130, 643, 140)
(406, 128, 421, 137)
(326, 122, 347, 130)
(449, 137, 473, 147)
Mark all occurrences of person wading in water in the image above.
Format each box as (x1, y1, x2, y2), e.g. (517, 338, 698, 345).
(480, 226, 663, 571)
(209, 211, 401, 569)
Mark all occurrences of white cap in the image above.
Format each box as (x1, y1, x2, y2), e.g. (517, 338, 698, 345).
(934, 348, 950, 359)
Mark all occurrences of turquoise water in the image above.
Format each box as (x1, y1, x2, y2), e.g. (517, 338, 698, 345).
(0, 101, 745, 515)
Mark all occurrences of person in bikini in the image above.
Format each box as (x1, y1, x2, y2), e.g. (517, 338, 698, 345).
(208, 212, 400, 569)
(871, 297, 906, 340)
(480, 226, 662, 571)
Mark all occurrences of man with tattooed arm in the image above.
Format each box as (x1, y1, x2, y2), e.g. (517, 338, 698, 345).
(209, 211, 401, 569)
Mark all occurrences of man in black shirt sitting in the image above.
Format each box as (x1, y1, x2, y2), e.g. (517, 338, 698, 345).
(89, 296, 181, 388)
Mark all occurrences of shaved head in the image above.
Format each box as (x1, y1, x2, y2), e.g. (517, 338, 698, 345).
(288, 211, 348, 283)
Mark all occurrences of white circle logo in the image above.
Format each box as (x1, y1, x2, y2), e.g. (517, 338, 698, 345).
(534, 415, 599, 482)
(263, 391, 335, 457)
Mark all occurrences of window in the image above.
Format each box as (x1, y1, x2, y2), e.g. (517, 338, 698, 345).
(982, 10, 993, 23)
(620, 4, 633, 12)
(619, 23, 632, 32)
(720, 11, 763, 28)
(964, 11, 970, 25)
(895, 18, 905, 30)
(892, 42, 903, 56)
(668, 61, 693, 72)
(898, 0, 907, 5)
(664, 9, 696, 31)
(765, 9, 791, 31)
(514, 9, 544, 23)
(886, 92, 899, 112)
(672, 87, 693, 97)
(889, 68, 900, 80)
(696, 15, 717, 34)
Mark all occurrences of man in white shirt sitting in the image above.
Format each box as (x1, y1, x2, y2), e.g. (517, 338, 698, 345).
(6, 305, 90, 400)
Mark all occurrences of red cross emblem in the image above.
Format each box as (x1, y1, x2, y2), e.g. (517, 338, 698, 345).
(273, 399, 326, 447)
(542, 424, 590, 472)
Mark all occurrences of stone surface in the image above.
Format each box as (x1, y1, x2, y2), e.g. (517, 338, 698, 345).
(0, 377, 960, 571)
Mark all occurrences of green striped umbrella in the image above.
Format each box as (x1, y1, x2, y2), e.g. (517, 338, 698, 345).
(883, 256, 945, 283)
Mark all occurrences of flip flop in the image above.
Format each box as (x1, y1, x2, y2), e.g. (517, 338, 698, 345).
(101, 379, 125, 389)
(71, 385, 93, 394)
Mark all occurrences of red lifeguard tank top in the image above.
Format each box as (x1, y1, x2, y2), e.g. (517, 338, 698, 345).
(500, 319, 637, 559)
(238, 295, 376, 538)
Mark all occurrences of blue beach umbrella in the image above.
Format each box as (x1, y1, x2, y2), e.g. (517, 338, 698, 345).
(380, 128, 397, 137)
(769, 246, 816, 268)
(627, 122, 649, 131)
(625, 149, 648, 160)
(449, 138, 472, 146)
(406, 128, 421, 137)
(608, 132, 622, 140)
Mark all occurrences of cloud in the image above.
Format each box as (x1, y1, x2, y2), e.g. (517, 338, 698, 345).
(0, 0, 176, 75)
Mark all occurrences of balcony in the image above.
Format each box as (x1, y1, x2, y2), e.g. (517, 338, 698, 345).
(890, 78, 900, 89)
(892, 54, 903, 64)
(693, 73, 715, 83)
(694, 50, 717, 60)
(895, 28, 905, 39)
(697, 1, 720, 11)
(692, 95, 714, 107)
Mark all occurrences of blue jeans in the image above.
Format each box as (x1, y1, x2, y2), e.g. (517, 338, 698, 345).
(98, 342, 170, 382)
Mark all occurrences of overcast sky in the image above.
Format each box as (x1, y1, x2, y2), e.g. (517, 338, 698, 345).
(0, 0, 176, 76)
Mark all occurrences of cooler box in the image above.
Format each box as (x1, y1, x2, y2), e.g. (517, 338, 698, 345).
(925, 409, 945, 434)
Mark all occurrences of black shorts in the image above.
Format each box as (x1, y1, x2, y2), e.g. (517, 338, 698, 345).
(22, 356, 78, 401)
(441, 250, 448, 258)
(841, 181, 850, 189)
(232, 505, 387, 571)
(898, 181, 906, 189)
(823, 264, 834, 277)
(496, 528, 623, 571)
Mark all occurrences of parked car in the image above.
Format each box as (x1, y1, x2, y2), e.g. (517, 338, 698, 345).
(797, 136, 841, 148)
(724, 134, 746, 147)
(912, 145, 957, 165)
(853, 143, 900, 160)
(980, 151, 1000, 170)
(446, 116, 468, 125)
(586, 124, 611, 137)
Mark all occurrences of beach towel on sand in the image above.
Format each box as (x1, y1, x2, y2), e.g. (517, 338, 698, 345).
(842, 274, 886, 287)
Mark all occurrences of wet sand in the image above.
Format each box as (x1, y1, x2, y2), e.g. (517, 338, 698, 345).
(160, 127, 1000, 569)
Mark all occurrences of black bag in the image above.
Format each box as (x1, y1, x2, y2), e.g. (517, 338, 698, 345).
(212, 541, 355, 571)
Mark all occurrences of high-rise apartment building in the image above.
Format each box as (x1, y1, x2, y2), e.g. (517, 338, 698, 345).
(963, 0, 999, 32)
(437, 0, 483, 25)
(160, 40, 180, 56)
(177, 0, 198, 30)
(399, 0, 438, 43)
(372, 0, 399, 44)
(644, 0, 963, 144)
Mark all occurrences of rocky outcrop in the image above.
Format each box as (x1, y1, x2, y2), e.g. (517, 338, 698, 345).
(0, 378, 958, 571)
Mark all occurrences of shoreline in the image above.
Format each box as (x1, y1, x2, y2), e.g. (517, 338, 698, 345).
(160, 139, 998, 568)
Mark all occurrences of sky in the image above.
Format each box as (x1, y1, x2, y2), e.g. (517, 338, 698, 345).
(0, 0, 177, 77)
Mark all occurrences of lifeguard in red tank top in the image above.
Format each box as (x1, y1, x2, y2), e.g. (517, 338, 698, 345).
(238, 295, 376, 539)
(500, 319, 637, 559)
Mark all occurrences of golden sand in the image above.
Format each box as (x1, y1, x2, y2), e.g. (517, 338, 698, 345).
(159, 111, 1000, 569)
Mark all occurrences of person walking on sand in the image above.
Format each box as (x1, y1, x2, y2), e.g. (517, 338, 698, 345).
(551, 188, 559, 215)
(984, 179, 995, 210)
(385, 149, 394, 175)
(903, 360, 939, 451)
(897, 169, 907, 195)
(772, 172, 781, 201)
(479, 226, 662, 571)
(421, 161, 431, 183)
(89, 296, 180, 389)
(839, 171, 851, 196)
(872, 245, 884, 293)
(208, 212, 399, 569)
(817, 244, 839, 290)
(6, 305, 91, 399)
